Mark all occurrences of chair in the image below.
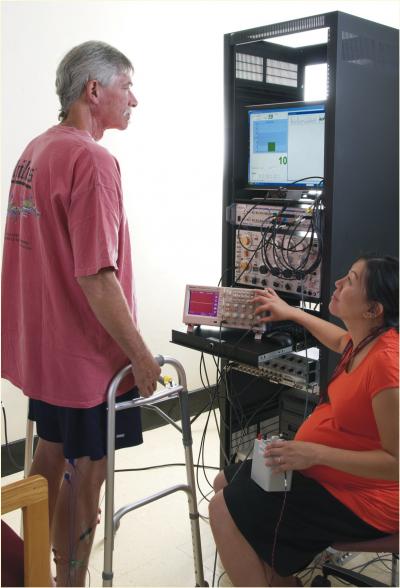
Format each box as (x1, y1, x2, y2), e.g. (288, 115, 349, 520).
(1, 475, 51, 587)
(312, 534, 399, 587)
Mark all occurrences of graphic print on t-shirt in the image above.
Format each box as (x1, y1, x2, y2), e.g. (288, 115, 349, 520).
(7, 158, 40, 219)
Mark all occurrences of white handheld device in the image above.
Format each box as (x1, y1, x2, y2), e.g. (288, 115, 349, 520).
(251, 436, 292, 492)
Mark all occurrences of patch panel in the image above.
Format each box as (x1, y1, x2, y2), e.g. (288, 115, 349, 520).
(231, 353, 319, 394)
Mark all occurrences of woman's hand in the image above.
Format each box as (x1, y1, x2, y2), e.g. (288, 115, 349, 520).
(264, 439, 321, 473)
(254, 288, 299, 323)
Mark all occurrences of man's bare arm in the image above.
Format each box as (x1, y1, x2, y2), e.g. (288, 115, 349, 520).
(77, 269, 160, 397)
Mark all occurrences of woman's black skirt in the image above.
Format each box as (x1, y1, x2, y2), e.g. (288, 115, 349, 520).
(223, 460, 386, 577)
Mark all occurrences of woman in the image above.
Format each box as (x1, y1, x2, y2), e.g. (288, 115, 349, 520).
(209, 255, 398, 587)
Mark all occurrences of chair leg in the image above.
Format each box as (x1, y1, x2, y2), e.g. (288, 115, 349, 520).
(321, 561, 388, 587)
(24, 417, 34, 477)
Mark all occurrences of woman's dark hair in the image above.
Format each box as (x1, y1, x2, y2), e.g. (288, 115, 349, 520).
(358, 253, 399, 331)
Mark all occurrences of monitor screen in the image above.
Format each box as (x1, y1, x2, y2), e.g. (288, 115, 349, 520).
(248, 102, 325, 188)
(187, 289, 220, 318)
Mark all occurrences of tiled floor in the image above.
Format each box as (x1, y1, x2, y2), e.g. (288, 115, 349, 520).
(2, 409, 395, 587)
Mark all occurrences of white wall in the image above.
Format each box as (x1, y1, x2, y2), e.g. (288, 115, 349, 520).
(1, 0, 399, 443)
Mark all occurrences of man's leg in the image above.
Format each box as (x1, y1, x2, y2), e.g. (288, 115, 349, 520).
(29, 438, 66, 530)
(52, 456, 106, 587)
(29, 438, 65, 586)
(209, 490, 298, 587)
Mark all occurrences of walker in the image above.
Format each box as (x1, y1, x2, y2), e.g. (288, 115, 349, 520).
(25, 354, 207, 587)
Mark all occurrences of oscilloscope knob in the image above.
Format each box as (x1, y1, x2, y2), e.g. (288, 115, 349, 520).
(259, 265, 268, 274)
(240, 234, 252, 246)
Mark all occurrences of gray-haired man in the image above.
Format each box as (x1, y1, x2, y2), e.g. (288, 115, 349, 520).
(2, 40, 160, 586)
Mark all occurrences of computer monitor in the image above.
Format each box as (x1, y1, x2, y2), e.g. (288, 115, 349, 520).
(248, 101, 325, 188)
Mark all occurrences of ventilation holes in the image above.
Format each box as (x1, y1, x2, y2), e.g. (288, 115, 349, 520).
(266, 59, 298, 87)
(247, 15, 326, 42)
(236, 53, 263, 82)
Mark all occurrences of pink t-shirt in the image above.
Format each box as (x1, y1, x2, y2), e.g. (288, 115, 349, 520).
(2, 125, 136, 408)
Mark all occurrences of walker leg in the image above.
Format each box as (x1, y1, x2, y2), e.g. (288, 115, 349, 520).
(24, 416, 34, 477)
(22, 414, 35, 536)
(102, 379, 119, 587)
(179, 390, 207, 586)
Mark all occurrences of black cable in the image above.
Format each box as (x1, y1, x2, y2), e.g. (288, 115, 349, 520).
(198, 351, 230, 443)
(233, 182, 325, 292)
(229, 198, 324, 349)
(234, 240, 263, 284)
(202, 353, 230, 434)
(62, 460, 99, 587)
(350, 555, 393, 574)
(218, 266, 233, 288)
(196, 420, 214, 500)
(300, 284, 311, 421)
(198, 349, 234, 490)
(210, 329, 226, 443)
(289, 176, 325, 186)
(217, 570, 226, 586)
(225, 365, 284, 455)
(194, 355, 223, 502)
(374, 553, 394, 573)
(200, 414, 215, 492)
(222, 364, 252, 461)
(190, 397, 216, 426)
(115, 463, 219, 473)
(212, 548, 218, 587)
(196, 338, 263, 483)
(196, 353, 223, 427)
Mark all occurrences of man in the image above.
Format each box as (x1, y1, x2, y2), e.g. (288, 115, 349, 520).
(1, 40, 161, 586)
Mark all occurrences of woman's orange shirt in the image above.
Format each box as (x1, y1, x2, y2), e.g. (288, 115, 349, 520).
(295, 329, 399, 532)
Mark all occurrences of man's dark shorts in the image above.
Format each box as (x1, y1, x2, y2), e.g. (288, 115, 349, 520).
(28, 388, 143, 461)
